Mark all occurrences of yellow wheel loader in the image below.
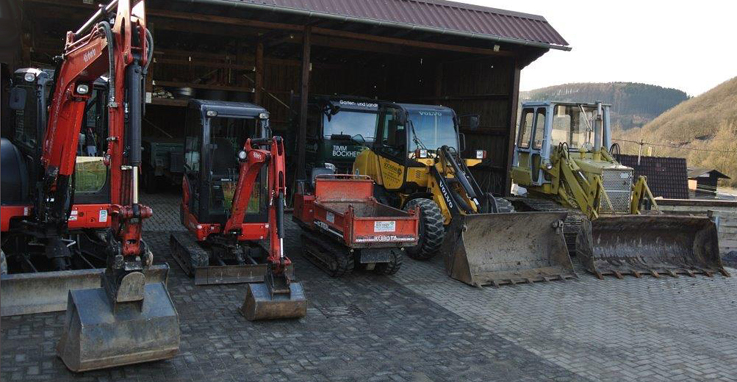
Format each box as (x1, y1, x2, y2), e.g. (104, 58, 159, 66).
(511, 101, 728, 279)
(353, 103, 574, 286)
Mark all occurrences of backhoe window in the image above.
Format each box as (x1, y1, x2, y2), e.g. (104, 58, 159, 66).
(518, 110, 533, 149)
(552, 105, 597, 150)
(323, 110, 377, 142)
(407, 110, 457, 152)
(532, 109, 546, 150)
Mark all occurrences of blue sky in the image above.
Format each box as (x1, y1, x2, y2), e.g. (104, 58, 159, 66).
(452, 0, 737, 95)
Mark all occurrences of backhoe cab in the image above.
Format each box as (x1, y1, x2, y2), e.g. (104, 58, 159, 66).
(355, 103, 574, 287)
(512, 101, 727, 279)
(303, 96, 380, 174)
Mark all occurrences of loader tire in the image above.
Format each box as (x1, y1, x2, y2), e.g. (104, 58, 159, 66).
(375, 250, 403, 275)
(403, 198, 445, 260)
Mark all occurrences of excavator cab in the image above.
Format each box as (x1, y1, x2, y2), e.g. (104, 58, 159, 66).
(172, 100, 306, 320)
(182, 100, 269, 229)
(512, 101, 726, 279)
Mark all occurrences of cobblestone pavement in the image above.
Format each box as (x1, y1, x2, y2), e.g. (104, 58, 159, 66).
(2, 192, 737, 381)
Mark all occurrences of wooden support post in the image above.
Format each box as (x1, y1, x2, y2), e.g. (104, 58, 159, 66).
(504, 60, 521, 196)
(297, 26, 311, 181)
(254, 40, 264, 105)
(434, 62, 443, 105)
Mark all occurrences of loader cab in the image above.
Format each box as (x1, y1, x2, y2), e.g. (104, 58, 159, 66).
(366, 103, 468, 188)
(304, 96, 379, 174)
(513, 101, 611, 187)
(183, 100, 270, 226)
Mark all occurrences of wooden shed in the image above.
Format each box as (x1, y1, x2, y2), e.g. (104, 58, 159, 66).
(688, 168, 731, 198)
(12, 0, 569, 195)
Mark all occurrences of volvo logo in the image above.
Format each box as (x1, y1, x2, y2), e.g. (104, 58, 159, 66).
(439, 181, 454, 209)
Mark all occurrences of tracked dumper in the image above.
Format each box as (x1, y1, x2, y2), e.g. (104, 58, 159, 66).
(354, 103, 575, 286)
(294, 174, 419, 276)
(170, 100, 306, 320)
(512, 101, 727, 279)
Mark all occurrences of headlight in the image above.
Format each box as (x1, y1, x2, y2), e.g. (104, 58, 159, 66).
(475, 150, 486, 159)
(325, 163, 337, 172)
(76, 84, 89, 95)
(24, 73, 35, 82)
(259, 112, 269, 120)
(544, 161, 553, 170)
(415, 149, 428, 158)
(206, 110, 218, 117)
(238, 150, 247, 161)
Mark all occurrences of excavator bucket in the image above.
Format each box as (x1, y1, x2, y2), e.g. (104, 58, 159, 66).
(577, 215, 729, 279)
(445, 212, 576, 287)
(56, 271, 180, 372)
(240, 271, 307, 321)
(1, 265, 169, 317)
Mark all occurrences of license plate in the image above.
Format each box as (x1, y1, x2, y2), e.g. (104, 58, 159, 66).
(374, 221, 396, 233)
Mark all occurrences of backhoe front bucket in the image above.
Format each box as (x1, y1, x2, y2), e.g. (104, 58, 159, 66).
(56, 271, 180, 372)
(577, 215, 729, 279)
(241, 272, 307, 321)
(445, 212, 575, 287)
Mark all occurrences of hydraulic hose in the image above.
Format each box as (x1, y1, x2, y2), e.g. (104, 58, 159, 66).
(98, 21, 116, 106)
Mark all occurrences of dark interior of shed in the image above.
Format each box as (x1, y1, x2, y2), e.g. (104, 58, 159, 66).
(19, 0, 549, 195)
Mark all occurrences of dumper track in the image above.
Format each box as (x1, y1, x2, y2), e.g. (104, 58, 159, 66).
(300, 230, 355, 277)
(509, 197, 586, 255)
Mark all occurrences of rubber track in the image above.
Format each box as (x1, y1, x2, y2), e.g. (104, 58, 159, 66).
(300, 230, 354, 277)
(375, 250, 403, 275)
(169, 232, 209, 277)
(493, 196, 515, 213)
(403, 198, 445, 261)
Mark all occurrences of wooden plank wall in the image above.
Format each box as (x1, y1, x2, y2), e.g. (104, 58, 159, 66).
(438, 57, 514, 195)
(658, 201, 737, 256)
(147, 46, 516, 195)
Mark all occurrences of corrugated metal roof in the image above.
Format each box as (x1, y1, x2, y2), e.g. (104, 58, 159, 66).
(207, 0, 569, 50)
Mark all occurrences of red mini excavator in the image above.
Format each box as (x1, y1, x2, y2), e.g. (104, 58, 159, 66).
(0, 0, 179, 372)
(170, 100, 306, 320)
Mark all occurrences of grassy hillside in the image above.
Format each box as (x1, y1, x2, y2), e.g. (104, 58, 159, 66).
(615, 76, 737, 186)
(522, 82, 689, 130)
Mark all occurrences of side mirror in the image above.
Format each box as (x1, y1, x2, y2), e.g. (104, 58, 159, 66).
(351, 134, 366, 146)
(395, 110, 408, 126)
(9, 87, 26, 110)
(458, 114, 480, 130)
(468, 115, 480, 130)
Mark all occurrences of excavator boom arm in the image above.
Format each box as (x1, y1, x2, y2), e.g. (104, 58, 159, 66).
(38, 0, 150, 258)
(225, 137, 290, 274)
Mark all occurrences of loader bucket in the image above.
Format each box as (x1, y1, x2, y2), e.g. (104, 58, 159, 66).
(240, 271, 307, 321)
(577, 215, 729, 279)
(445, 212, 575, 287)
(56, 275, 180, 372)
